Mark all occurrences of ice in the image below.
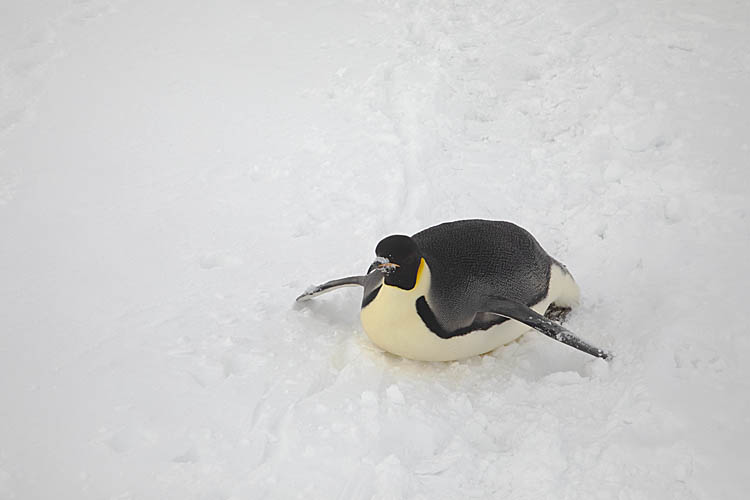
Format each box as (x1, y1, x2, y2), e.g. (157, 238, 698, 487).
(1, 0, 749, 499)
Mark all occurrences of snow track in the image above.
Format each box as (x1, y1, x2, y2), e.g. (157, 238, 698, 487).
(1, 0, 748, 498)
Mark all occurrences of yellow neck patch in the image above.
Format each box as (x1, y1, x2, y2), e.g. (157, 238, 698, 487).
(415, 258, 425, 287)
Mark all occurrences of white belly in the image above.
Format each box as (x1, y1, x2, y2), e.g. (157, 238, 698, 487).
(360, 262, 578, 362)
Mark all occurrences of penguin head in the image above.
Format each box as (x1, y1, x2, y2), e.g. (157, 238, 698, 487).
(372, 235, 423, 290)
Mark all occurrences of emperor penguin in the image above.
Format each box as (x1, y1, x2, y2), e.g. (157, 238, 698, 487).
(296, 219, 610, 361)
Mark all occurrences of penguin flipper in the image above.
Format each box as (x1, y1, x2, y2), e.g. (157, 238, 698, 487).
(483, 297, 612, 360)
(295, 276, 366, 302)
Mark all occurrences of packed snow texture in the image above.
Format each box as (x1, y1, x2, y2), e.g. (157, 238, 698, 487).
(1, 0, 749, 498)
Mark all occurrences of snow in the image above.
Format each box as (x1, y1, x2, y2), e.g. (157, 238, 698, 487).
(1, 0, 749, 498)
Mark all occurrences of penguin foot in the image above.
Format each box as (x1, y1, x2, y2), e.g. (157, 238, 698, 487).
(544, 304, 572, 323)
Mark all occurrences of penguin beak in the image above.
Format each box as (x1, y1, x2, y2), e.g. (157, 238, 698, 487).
(372, 261, 399, 274)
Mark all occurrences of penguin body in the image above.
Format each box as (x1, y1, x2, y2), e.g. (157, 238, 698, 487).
(361, 258, 578, 361)
(297, 220, 609, 361)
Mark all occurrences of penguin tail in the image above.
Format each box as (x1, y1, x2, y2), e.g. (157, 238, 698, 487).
(549, 261, 581, 309)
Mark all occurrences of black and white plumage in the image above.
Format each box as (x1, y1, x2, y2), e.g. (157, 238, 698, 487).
(297, 219, 610, 361)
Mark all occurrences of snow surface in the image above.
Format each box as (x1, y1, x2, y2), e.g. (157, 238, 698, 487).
(1, 0, 749, 498)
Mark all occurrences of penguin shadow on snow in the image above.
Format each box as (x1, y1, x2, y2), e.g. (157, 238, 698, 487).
(369, 334, 596, 383)
(512, 328, 606, 381)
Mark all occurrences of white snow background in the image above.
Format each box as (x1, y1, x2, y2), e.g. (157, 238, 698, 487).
(1, 0, 749, 499)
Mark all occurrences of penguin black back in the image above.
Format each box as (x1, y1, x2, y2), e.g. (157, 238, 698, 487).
(412, 220, 552, 330)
